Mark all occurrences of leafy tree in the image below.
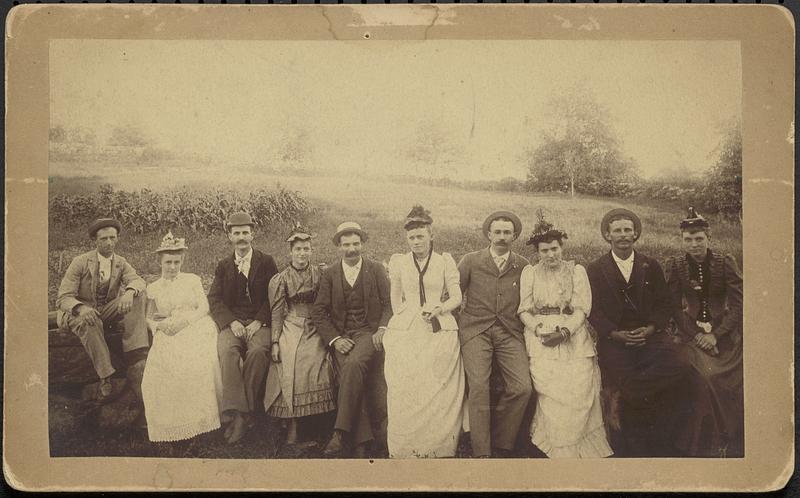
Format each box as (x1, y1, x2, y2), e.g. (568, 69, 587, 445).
(700, 118, 742, 220)
(405, 120, 462, 178)
(525, 88, 636, 197)
(276, 127, 313, 169)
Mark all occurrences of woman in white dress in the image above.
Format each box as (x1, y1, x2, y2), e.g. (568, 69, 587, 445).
(373, 205, 465, 458)
(518, 211, 612, 458)
(141, 231, 223, 442)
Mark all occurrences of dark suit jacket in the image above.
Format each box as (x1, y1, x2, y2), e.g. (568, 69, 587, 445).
(586, 250, 672, 341)
(664, 251, 743, 342)
(312, 257, 392, 345)
(207, 249, 279, 330)
(457, 248, 530, 345)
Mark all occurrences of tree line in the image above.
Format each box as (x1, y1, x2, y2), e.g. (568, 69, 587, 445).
(521, 90, 741, 220)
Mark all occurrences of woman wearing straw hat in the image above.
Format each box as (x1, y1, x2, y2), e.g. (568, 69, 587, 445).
(263, 225, 336, 446)
(141, 232, 223, 442)
(374, 205, 465, 458)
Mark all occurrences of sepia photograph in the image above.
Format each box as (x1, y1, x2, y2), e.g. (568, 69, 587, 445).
(47, 36, 744, 460)
(4, 3, 794, 492)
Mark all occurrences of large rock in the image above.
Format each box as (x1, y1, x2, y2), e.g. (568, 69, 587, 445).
(97, 387, 143, 431)
(49, 392, 96, 434)
(49, 326, 125, 385)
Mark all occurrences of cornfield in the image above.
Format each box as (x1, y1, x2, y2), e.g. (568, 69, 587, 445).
(49, 184, 312, 234)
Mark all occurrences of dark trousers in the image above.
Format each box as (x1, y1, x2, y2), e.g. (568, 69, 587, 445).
(332, 327, 376, 445)
(461, 323, 533, 456)
(599, 332, 693, 457)
(217, 319, 271, 414)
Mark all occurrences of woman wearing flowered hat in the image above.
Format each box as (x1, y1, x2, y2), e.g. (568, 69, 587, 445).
(141, 232, 223, 442)
(263, 225, 336, 446)
(665, 208, 743, 457)
(375, 205, 465, 458)
(517, 209, 612, 458)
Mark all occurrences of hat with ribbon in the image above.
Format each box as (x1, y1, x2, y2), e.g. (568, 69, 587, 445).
(679, 207, 710, 231)
(482, 211, 522, 241)
(88, 218, 122, 238)
(403, 205, 433, 230)
(600, 208, 642, 242)
(155, 231, 188, 253)
(225, 212, 255, 231)
(332, 221, 368, 245)
(286, 223, 314, 244)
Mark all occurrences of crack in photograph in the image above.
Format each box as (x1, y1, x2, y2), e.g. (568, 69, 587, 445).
(47, 38, 743, 460)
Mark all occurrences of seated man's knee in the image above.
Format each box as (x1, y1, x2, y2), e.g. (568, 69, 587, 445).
(71, 317, 105, 340)
(217, 329, 240, 353)
(507, 379, 533, 400)
(245, 344, 269, 358)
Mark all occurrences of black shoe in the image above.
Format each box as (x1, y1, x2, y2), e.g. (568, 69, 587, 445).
(492, 447, 514, 458)
(323, 430, 346, 456)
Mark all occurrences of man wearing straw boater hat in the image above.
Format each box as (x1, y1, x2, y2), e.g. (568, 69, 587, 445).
(457, 211, 533, 458)
(312, 221, 392, 458)
(56, 218, 149, 403)
(586, 207, 695, 457)
(208, 211, 279, 444)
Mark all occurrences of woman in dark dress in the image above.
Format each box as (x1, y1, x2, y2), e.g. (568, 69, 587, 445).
(264, 225, 336, 445)
(665, 208, 743, 457)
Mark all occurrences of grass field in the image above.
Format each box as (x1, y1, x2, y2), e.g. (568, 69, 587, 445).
(47, 166, 742, 458)
(48, 167, 742, 308)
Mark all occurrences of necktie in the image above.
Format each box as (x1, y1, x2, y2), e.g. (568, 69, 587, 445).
(235, 257, 247, 275)
(496, 257, 506, 271)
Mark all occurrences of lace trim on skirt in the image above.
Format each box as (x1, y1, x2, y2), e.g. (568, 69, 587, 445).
(147, 416, 221, 442)
(267, 387, 336, 418)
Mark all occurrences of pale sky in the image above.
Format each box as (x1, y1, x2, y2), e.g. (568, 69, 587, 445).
(50, 39, 741, 180)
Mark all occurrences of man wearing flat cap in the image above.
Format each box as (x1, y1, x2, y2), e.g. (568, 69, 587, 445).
(312, 221, 392, 457)
(56, 218, 149, 403)
(457, 211, 533, 458)
(208, 212, 279, 443)
(586, 208, 694, 457)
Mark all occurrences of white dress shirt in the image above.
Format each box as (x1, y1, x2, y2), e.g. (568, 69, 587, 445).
(489, 247, 509, 271)
(97, 253, 113, 283)
(342, 257, 363, 287)
(612, 251, 635, 283)
(234, 248, 253, 277)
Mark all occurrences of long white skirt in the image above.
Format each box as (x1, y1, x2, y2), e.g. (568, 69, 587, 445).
(529, 352, 612, 458)
(383, 317, 465, 458)
(142, 315, 223, 442)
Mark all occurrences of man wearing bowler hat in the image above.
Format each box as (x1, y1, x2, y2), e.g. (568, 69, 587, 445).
(312, 221, 392, 457)
(208, 212, 279, 444)
(586, 207, 694, 457)
(56, 218, 149, 403)
(457, 211, 533, 458)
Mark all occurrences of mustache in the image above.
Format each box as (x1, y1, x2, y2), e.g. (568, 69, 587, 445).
(345, 250, 361, 257)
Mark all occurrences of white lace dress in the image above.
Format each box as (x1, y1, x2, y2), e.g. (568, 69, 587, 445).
(518, 261, 612, 458)
(383, 252, 465, 458)
(141, 272, 223, 442)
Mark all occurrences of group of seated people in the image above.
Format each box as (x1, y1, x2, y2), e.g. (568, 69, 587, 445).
(55, 204, 743, 459)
